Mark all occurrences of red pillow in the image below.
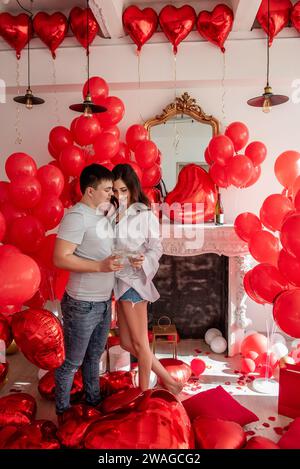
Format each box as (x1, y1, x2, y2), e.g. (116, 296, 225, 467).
(182, 385, 258, 426)
(278, 417, 300, 449)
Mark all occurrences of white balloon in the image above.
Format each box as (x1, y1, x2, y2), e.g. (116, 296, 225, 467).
(271, 342, 289, 360)
(204, 328, 222, 345)
(210, 336, 227, 354)
(271, 333, 286, 346)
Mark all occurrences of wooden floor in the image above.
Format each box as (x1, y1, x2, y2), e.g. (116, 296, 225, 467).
(0, 339, 292, 443)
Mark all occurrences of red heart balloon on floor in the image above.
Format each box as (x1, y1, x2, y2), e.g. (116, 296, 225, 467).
(193, 416, 246, 449)
(197, 4, 234, 52)
(33, 12, 68, 59)
(159, 5, 196, 54)
(69, 7, 99, 51)
(291, 1, 300, 33)
(0, 13, 32, 59)
(122, 6, 158, 53)
(0, 393, 36, 427)
(257, 0, 292, 46)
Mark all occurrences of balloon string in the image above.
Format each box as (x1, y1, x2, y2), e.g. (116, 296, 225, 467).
(173, 54, 179, 158)
(52, 59, 60, 124)
(221, 52, 227, 132)
(137, 52, 146, 123)
(15, 60, 22, 145)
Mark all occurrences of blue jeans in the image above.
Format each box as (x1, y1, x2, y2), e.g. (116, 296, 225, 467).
(119, 287, 144, 303)
(55, 292, 111, 414)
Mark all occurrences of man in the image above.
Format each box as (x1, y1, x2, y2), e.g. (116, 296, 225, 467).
(54, 164, 122, 418)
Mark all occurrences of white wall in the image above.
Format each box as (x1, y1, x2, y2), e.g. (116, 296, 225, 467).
(1, 30, 300, 333)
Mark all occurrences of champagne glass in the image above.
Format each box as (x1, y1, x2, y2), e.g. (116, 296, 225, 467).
(111, 245, 126, 277)
(127, 249, 143, 279)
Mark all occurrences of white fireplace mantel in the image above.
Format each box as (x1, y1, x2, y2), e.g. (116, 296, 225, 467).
(160, 223, 254, 357)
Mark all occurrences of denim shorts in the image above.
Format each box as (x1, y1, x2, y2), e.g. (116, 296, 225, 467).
(119, 287, 144, 303)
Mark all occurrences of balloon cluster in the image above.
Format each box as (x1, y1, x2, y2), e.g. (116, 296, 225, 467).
(235, 150, 300, 338)
(207, 122, 266, 189)
(0, 6, 99, 59)
(123, 4, 233, 54)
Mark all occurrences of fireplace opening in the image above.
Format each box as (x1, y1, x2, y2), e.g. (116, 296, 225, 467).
(148, 254, 229, 340)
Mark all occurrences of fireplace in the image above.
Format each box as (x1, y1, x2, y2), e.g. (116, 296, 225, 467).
(149, 223, 253, 356)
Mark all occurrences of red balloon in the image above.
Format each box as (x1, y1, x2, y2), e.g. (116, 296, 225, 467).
(126, 161, 143, 181)
(0, 316, 12, 348)
(248, 230, 280, 265)
(72, 115, 102, 146)
(12, 308, 65, 370)
(5, 152, 37, 180)
(33, 12, 68, 59)
(0, 362, 8, 386)
(69, 7, 99, 49)
(241, 333, 268, 356)
(227, 155, 254, 188)
(209, 134, 234, 166)
(0, 181, 9, 206)
(159, 5, 196, 54)
(38, 370, 83, 401)
(193, 417, 246, 449)
(245, 436, 280, 450)
(243, 270, 266, 304)
(257, 0, 292, 46)
(0, 13, 32, 59)
(94, 133, 120, 161)
(100, 371, 135, 399)
(135, 141, 158, 169)
(143, 187, 161, 204)
(48, 141, 59, 160)
(204, 147, 213, 165)
(164, 164, 217, 223)
(97, 96, 125, 127)
(141, 163, 161, 188)
(8, 215, 45, 254)
(0, 252, 41, 305)
(245, 141, 267, 166)
(102, 125, 120, 140)
(241, 165, 261, 188)
(159, 358, 192, 385)
(49, 126, 73, 156)
(190, 358, 206, 376)
(0, 202, 27, 225)
(9, 176, 42, 209)
(295, 189, 300, 211)
(33, 196, 64, 231)
(0, 244, 21, 256)
(126, 125, 149, 151)
(0, 211, 6, 243)
(0, 304, 22, 324)
(260, 193, 294, 232)
(278, 249, 300, 287)
(256, 351, 278, 369)
(250, 263, 289, 304)
(225, 122, 249, 152)
(196, 4, 233, 52)
(234, 212, 262, 242)
(280, 213, 300, 258)
(0, 393, 36, 427)
(59, 146, 86, 177)
(273, 289, 300, 338)
(241, 357, 256, 374)
(82, 76, 109, 104)
(111, 142, 131, 164)
(209, 162, 229, 187)
(123, 6, 158, 52)
(275, 150, 300, 188)
(37, 164, 64, 197)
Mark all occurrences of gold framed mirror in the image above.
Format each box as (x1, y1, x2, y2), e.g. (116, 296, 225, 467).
(144, 92, 220, 194)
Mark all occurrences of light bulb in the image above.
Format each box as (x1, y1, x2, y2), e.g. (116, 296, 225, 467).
(262, 97, 271, 113)
(25, 97, 33, 110)
(83, 104, 93, 118)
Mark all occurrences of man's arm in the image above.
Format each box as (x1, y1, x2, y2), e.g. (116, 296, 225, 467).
(53, 239, 121, 273)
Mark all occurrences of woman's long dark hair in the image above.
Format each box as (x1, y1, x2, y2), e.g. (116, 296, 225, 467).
(112, 164, 151, 208)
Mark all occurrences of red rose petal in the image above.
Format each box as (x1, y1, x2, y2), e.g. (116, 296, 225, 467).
(245, 430, 256, 436)
(268, 416, 276, 421)
(274, 427, 284, 435)
(263, 422, 270, 428)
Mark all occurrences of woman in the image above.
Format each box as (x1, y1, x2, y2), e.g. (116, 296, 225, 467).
(111, 163, 182, 394)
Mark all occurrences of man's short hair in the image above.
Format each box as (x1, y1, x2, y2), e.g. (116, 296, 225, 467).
(80, 164, 113, 194)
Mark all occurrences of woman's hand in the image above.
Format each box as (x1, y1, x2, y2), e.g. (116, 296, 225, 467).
(128, 254, 145, 270)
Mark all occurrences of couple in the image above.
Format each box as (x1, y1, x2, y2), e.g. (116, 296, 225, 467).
(54, 163, 182, 418)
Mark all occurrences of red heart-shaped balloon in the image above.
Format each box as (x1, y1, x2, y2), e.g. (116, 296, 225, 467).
(0, 393, 36, 427)
(159, 5, 196, 54)
(197, 4, 234, 52)
(0, 13, 32, 59)
(33, 12, 68, 59)
(257, 0, 292, 46)
(291, 1, 300, 33)
(123, 6, 158, 53)
(69, 7, 99, 51)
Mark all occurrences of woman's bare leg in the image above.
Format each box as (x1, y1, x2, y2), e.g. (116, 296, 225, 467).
(117, 301, 183, 394)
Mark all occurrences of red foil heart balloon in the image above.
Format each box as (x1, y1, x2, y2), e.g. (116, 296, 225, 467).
(197, 4, 234, 52)
(122, 6, 158, 53)
(38, 369, 83, 401)
(69, 7, 99, 51)
(0, 316, 12, 348)
(164, 164, 217, 223)
(0, 393, 36, 427)
(56, 404, 102, 448)
(159, 358, 192, 385)
(257, 0, 292, 46)
(11, 308, 65, 370)
(291, 1, 300, 33)
(0, 362, 8, 387)
(0, 13, 32, 59)
(0, 420, 60, 449)
(159, 5, 196, 54)
(33, 12, 68, 59)
(99, 371, 135, 399)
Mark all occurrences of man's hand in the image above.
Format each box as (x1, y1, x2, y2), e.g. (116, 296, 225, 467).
(99, 255, 124, 272)
(128, 254, 145, 270)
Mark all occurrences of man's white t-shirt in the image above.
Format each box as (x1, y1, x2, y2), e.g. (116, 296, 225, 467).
(57, 202, 114, 302)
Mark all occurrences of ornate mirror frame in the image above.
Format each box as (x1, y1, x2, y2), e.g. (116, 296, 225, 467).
(144, 92, 220, 135)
